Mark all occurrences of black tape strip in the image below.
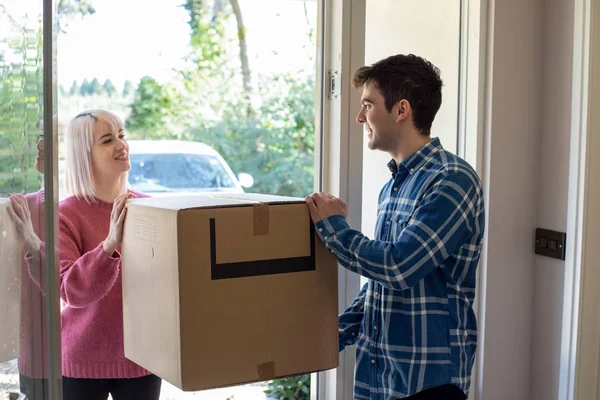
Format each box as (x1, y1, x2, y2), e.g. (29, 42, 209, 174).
(210, 218, 316, 280)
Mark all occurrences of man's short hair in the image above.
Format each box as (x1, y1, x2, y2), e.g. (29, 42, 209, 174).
(352, 54, 443, 134)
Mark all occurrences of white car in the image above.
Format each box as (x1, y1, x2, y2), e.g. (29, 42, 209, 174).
(126, 140, 253, 195)
(58, 140, 253, 199)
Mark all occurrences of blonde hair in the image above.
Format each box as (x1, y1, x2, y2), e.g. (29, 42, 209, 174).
(64, 109, 128, 202)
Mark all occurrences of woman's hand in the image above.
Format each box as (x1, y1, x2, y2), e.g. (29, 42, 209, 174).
(8, 194, 42, 256)
(102, 193, 132, 255)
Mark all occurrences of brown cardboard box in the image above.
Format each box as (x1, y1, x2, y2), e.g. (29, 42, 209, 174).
(121, 193, 339, 391)
(0, 198, 21, 363)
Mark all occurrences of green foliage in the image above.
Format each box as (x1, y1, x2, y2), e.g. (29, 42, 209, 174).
(126, 76, 179, 140)
(57, 0, 95, 32)
(90, 77, 103, 95)
(69, 80, 79, 95)
(79, 77, 91, 96)
(264, 374, 311, 400)
(125, 0, 317, 198)
(188, 72, 315, 197)
(0, 23, 43, 196)
(0, 0, 95, 195)
(103, 79, 117, 97)
(122, 79, 134, 97)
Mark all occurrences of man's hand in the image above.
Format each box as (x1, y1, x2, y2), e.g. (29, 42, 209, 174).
(305, 192, 348, 223)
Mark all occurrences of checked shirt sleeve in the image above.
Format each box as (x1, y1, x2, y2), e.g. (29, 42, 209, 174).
(315, 172, 479, 291)
(338, 282, 368, 351)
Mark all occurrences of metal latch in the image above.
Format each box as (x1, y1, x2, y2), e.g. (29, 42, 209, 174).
(328, 70, 340, 99)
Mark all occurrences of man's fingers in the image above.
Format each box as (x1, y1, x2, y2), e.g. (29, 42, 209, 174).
(311, 193, 325, 208)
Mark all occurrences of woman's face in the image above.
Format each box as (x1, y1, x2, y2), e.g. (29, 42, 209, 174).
(90, 118, 130, 182)
(34, 137, 44, 174)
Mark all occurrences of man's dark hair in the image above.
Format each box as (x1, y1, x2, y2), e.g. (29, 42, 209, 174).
(352, 54, 443, 135)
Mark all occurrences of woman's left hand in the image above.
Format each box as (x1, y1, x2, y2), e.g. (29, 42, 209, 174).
(8, 194, 42, 256)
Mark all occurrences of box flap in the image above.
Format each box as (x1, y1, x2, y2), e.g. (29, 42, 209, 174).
(127, 193, 305, 211)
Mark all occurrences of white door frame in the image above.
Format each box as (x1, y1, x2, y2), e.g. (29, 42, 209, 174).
(314, 0, 366, 399)
(315, 0, 488, 398)
(560, 0, 600, 398)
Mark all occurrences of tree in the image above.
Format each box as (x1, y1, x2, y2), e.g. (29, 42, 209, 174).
(57, 0, 95, 32)
(187, 71, 316, 197)
(80, 78, 91, 96)
(103, 79, 117, 97)
(122, 80, 134, 97)
(200, 0, 254, 116)
(126, 76, 177, 140)
(229, 0, 253, 116)
(125, 1, 318, 198)
(0, 0, 95, 196)
(69, 80, 79, 95)
(90, 77, 103, 95)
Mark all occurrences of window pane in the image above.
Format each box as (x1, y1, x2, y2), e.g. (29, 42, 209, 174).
(0, 1, 60, 399)
(56, 1, 321, 399)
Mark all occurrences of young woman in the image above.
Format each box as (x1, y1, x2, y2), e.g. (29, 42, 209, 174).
(59, 109, 160, 399)
(8, 132, 49, 400)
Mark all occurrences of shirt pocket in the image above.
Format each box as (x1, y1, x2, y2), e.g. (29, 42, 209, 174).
(389, 212, 412, 240)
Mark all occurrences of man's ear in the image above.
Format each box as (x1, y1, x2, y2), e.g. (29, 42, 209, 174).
(395, 99, 411, 123)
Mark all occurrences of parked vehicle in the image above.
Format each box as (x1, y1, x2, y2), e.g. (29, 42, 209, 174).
(58, 140, 253, 199)
(127, 140, 254, 195)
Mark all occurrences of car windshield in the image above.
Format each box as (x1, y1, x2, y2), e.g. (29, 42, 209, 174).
(128, 153, 237, 193)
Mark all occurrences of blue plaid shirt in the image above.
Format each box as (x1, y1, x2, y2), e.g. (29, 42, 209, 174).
(315, 138, 485, 399)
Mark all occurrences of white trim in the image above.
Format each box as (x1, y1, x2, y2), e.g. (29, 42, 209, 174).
(562, 0, 600, 399)
(457, 0, 487, 174)
(315, 1, 365, 399)
(456, 1, 488, 398)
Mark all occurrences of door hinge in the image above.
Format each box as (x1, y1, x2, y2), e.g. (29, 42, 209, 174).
(328, 70, 340, 100)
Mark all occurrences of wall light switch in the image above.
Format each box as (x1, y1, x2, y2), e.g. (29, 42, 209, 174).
(535, 228, 566, 260)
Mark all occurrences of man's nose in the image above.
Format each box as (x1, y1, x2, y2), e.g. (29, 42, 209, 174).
(356, 111, 365, 124)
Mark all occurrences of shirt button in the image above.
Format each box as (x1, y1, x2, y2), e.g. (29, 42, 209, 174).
(373, 325, 377, 331)
(410, 168, 414, 173)
(385, 221, 390, 226)
(371, 359, 376, 364)
(318, 228, 323, 232)
(393, 187, 398, 192)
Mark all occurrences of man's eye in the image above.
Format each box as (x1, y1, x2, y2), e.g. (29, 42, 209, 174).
(104, 139, 112, 144)
(119, 134, 126, 139)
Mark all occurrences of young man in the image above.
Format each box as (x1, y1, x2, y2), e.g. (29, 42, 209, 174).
(306, 54, 485, 400)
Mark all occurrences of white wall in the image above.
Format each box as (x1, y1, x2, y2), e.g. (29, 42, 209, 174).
(359, 1, 582, 399)
(530, 0, 574, 398)
(478, 0, 542, 398)
(362, 0, 461, 238)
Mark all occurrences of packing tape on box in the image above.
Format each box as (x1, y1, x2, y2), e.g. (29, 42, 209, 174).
(257, 361, 276, 380)
(253, 202, 270, 236)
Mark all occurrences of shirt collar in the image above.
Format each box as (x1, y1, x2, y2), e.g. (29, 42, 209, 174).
(387, 137, 443, 179)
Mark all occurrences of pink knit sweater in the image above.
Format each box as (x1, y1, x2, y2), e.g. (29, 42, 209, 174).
(18, 189, 48, 378)
(58, 190, 150, 379)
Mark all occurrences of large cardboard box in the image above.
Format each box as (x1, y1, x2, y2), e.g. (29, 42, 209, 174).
(121, 193, 339, 391)
(0, 199, 21, 363)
